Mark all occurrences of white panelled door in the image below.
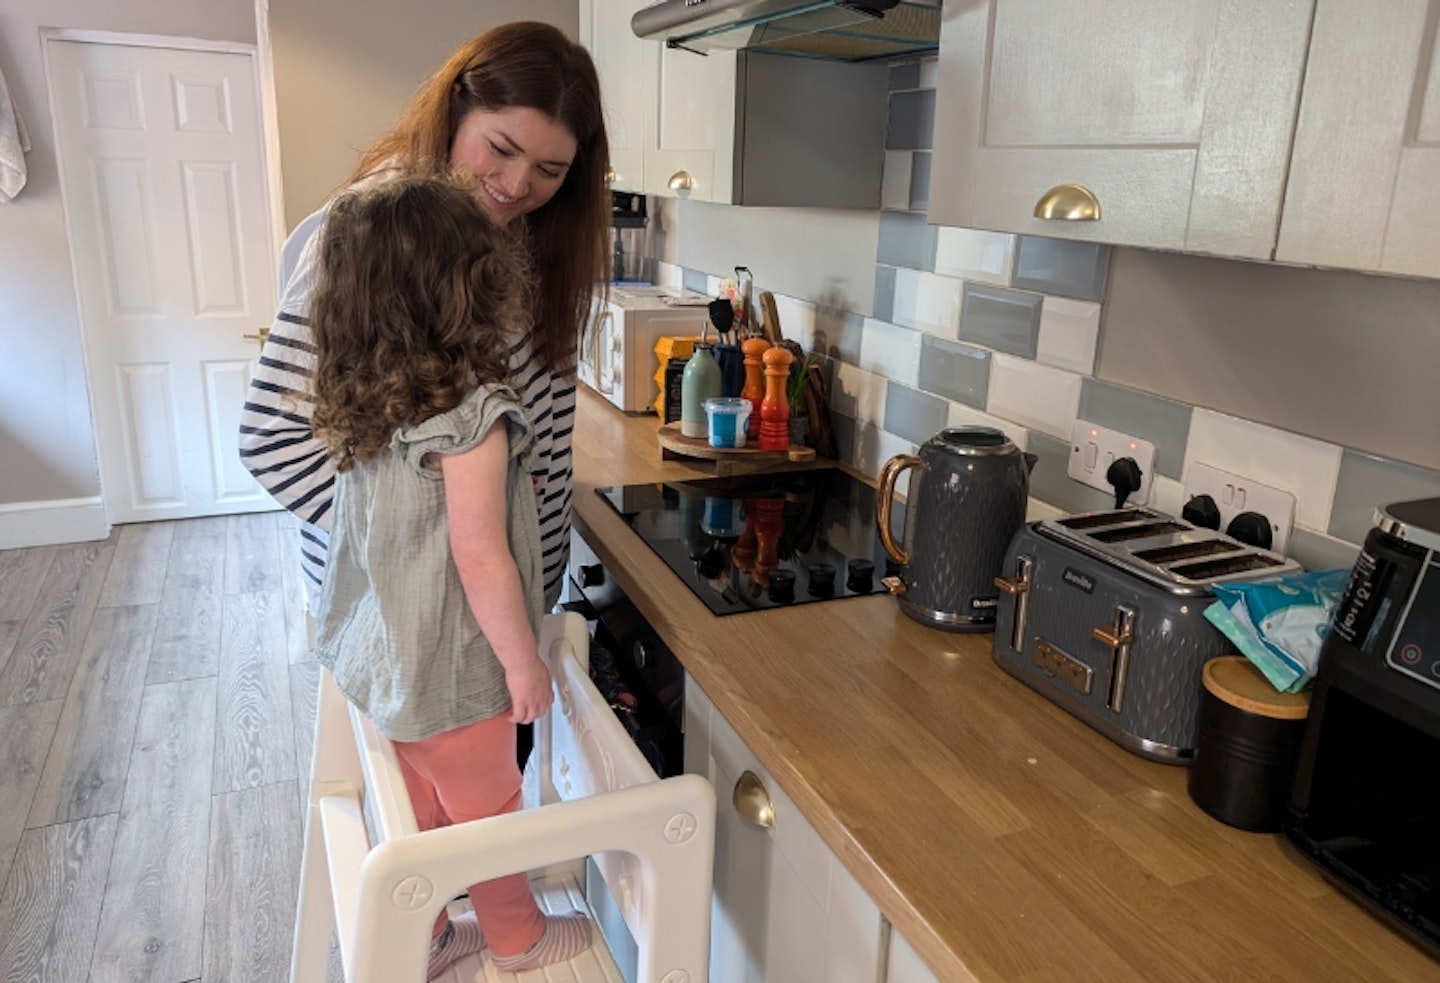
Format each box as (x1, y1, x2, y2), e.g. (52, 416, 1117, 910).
(47, 37, 277, 523)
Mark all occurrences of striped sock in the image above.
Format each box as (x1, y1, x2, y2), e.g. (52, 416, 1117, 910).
(489, 912, 592, 973)
(427, 911, 486, 980)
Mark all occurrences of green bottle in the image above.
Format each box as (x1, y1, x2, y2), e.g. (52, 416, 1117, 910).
(680, 343, 721, 438)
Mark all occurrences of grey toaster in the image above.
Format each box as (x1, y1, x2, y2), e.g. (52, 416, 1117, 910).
(992, 508, 1303, 762)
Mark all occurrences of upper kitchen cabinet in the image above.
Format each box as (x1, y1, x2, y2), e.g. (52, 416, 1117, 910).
(581, 0, 653, 194)
(1276, 0, 1440, 277)
(586, 0, 892, 206)
(929, 0, 1314, 260)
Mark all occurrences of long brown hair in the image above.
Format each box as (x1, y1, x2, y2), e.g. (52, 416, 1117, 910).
(310, 176, 533, 472)
(349, 21, 609, 374)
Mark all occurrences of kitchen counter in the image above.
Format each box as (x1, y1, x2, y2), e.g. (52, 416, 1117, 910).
(569, 386, 1436, 981)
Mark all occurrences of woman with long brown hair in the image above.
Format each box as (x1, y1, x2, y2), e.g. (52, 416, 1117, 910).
(237, 21, 609, 976)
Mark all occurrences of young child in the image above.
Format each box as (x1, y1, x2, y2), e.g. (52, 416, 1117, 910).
(308, 175, 592, 979)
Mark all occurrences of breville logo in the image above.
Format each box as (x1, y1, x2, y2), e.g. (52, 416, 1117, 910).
(1062, 567, 1095, 593)
(972, 596, 998, 609)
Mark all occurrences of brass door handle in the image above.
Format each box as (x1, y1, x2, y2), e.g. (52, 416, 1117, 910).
(1033, 183, 1101, 221)
(242, 326, 271, 345)
(732, 770, 774, 829)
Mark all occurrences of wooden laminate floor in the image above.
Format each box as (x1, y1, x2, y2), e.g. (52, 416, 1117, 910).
(0, 511, 318, 983)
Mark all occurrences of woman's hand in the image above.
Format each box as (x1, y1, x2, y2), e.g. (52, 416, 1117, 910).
(505, 657, 553, 724)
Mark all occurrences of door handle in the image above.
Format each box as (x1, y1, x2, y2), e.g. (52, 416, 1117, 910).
(732, 770, 775, 829)
(242, 326, 270, 347)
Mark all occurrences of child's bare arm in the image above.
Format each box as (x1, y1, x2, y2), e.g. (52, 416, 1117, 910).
(440, 424, 552, 724)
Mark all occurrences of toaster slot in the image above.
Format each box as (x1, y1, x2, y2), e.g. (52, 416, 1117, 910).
(1089, 521, 1190, 544)
(1170, 553, 1284, 581)
(1055, 509, 1153, 531)
(1133, 540, 1241, 564)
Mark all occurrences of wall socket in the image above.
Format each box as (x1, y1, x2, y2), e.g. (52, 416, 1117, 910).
(1067, 420, 1156, 506)
(1184, 462, 1296, 553)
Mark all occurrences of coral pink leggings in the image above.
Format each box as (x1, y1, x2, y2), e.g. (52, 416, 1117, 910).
(392, 713, 545, 957)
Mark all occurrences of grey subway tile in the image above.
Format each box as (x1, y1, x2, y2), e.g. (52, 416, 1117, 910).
(681, 267, 710, 296)
(886, 89, 936, 150)
(1077, 380, 1193, 480)
(883, 384, 948, 445)
(917, 336, 990, 409)
(1287, 528, 1360, 573)
(889, 61, 922, 91)
(1027, 432, 1114, 514)
(958, 283, 1043, 359)
(877, 211, 938, 271)
(1328, 450, 1440, 545)
(909, 152, 931, 212)
(873, 265, 897, 322)
(1011, 236, 1111, 302)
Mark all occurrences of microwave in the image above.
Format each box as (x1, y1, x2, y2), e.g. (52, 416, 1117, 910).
(578, 285, 710, 413)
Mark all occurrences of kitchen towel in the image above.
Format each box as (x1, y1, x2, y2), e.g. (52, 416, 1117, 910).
(1, 58, 31, 200)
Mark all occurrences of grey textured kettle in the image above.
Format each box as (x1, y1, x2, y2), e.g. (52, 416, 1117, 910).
(876, 427, 1036, 631)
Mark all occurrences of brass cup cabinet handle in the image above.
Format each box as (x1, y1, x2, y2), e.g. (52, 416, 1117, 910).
(733, 770, 775, 829)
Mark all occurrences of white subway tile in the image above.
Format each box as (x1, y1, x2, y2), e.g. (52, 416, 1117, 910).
(655, 262, 684, 290)
(945, 401, 1030, 451)
(770, 293, 816, 350)
(891, 269, 963, 337)
(919, 58, 940, 89)
(1035, 296, 1101, 375)
(1184, 409, 1343, 531)
(986, 354, 1082, 440)
(831, 361, 888, 428)
(855, 425, 916, 492)
(1026, 497, 1066, 522)
(858, 317, 921, 386)
(1150, 474, 1185, 516)
(882, 152, 914, 211)
(934, 227, 1014, 285)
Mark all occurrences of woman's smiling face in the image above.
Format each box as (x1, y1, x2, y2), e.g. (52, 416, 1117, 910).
(449, 106, 578, 225)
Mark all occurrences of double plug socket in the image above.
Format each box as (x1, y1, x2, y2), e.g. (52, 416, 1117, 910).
(1067, 420, 1156, 506)
(1183, 462, 1296, 553)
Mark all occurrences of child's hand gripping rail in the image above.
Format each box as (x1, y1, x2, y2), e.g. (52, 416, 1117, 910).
(291, 612, 716, 982)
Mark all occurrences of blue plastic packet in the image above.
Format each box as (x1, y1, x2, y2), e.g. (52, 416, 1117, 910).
(1205, 569, 1350, 693)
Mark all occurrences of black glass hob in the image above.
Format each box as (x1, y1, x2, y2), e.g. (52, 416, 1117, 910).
(596, 468, 894, 616)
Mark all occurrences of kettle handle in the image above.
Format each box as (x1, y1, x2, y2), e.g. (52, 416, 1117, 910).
(875, 453, 923, 565)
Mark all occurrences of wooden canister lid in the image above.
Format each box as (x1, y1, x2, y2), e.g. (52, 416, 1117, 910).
(1202, 655, 1312, 720)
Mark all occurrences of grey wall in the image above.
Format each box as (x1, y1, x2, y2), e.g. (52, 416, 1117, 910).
(1098, 248, 1440, 472)
(269, 0, 576, 228)
(0, 0, 258, 507)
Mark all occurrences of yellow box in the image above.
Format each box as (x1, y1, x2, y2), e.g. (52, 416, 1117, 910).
(653, 335, 702, 420)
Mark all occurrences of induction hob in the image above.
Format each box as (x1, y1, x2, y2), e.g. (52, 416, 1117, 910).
(596, 468, 894, 616)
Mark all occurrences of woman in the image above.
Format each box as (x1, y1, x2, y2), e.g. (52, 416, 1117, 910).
(240, 20, 609, 615)
(238, 24, 607, 974)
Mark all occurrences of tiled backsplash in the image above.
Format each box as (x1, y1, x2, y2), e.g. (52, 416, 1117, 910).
(650, 58, 1440, 574)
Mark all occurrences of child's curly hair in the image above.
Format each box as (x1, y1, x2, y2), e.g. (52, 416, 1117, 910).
(309, 175, 533, 471)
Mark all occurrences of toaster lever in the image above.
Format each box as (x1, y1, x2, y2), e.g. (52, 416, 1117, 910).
(996, 555, 1034, 654)
(1093, 606, 1136, 714)
(994, 575, 1029, 595)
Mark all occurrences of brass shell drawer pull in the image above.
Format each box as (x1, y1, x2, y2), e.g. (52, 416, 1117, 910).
(732, 770, 775, 829)
(668, 170, 694, 192)
(1033, 184, 1101, 221)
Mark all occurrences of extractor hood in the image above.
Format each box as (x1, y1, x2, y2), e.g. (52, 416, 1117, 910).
(632, 0, 940, 62)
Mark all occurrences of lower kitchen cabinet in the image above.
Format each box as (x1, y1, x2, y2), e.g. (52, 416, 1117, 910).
(685, 675, 886, 983)
(885, 926, 946, 983)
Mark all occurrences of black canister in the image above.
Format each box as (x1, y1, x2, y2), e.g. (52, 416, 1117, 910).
(1188, 656, 1311, 832)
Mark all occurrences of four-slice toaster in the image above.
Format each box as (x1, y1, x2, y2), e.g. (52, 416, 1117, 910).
(993, 507, 1303, 762)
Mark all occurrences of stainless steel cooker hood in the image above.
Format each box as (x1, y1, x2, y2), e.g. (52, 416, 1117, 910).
(632, 0, 940, 62)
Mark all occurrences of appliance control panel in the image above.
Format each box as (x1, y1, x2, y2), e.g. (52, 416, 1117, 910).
(1387, 556, 1440, 690)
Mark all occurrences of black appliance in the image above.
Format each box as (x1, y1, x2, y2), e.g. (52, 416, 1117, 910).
(1284, 497, 1440, 962)
(596, 468, 890, 617)
(610, 190, 648, 284)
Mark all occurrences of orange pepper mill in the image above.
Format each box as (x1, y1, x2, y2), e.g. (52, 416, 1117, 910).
(759, 345, 793, 451)
(740, 337, 770, 439)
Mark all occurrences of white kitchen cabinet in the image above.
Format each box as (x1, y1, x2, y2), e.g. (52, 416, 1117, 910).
(885, 924, 951, 983)
(1276, 0, 1440, 277)
(929, 0, 1314, 260)
(581, 0, 654, 194)
(685, 675, 886, 983)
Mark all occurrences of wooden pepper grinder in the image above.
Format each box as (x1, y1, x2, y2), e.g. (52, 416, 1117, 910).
(759, 345, 793, 451)
(740, 337, 770, 439)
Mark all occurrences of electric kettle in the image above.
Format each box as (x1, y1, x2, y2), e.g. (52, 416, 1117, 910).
(875, 427, 1036, 631)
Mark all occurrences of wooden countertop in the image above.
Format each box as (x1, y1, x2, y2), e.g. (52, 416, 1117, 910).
(569, 387, 1436, 981)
